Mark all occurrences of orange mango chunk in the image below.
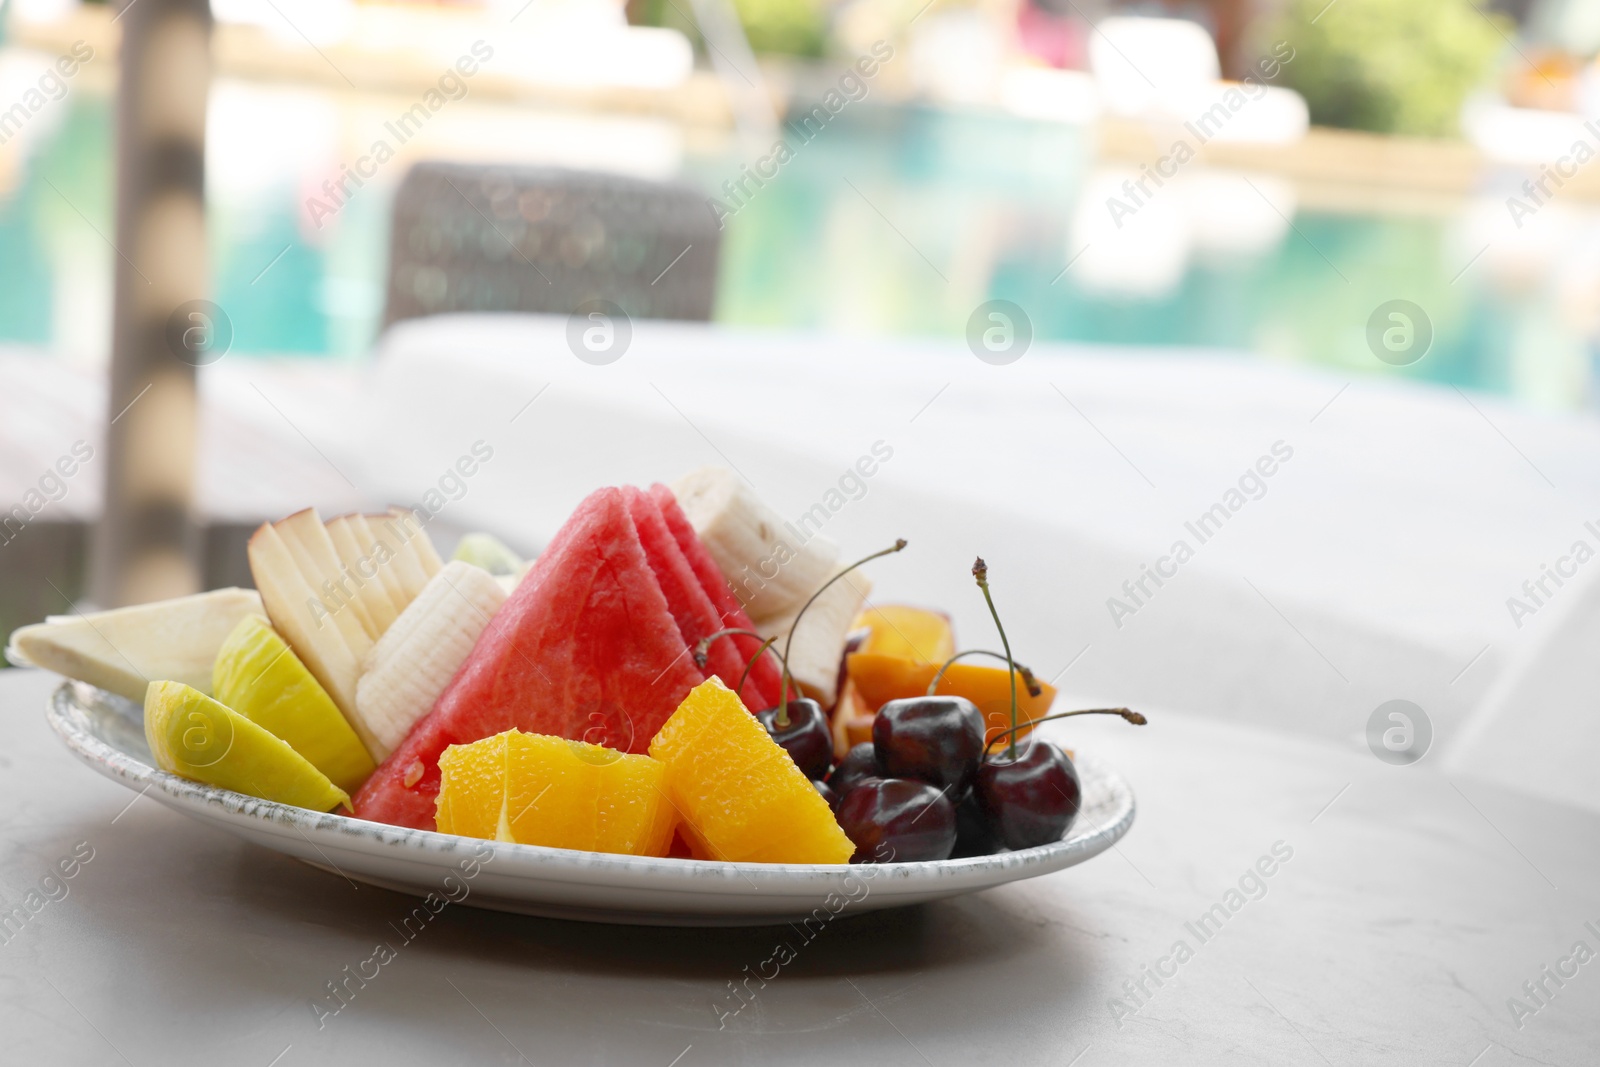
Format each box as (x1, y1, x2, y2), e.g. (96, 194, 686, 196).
(649, 678, 855, 864)
(435, 730, 512, 840)
(435, 730, 676, 857)
(853, 605, 956, 663)
(510, 733, 676, 856)
(846, 652, 1057, 743)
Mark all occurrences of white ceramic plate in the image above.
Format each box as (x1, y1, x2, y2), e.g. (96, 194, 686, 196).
(48, 680, 1137, 926)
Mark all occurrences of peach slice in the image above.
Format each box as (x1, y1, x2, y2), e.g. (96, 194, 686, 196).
(846, 652, 1058, 744)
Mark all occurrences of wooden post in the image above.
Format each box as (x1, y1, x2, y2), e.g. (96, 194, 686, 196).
(90, 0, 212, 607)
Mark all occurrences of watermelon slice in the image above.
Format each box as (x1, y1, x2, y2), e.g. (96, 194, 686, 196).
(650, 483, 787, 706)
(622, 487, 775, 708)
(352, 487, 706, 830)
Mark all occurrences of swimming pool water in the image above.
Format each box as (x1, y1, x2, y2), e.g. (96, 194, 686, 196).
(1, 83, 1594, 411)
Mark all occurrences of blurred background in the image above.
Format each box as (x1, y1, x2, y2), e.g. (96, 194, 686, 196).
(5, 0, 1600, 809)
(7, 0, 1600, 390)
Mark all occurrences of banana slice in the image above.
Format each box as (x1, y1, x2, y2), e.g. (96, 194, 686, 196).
(355, 560, 508, 759)
(669, 467, 839, 621)
(755, 573, 871, 707)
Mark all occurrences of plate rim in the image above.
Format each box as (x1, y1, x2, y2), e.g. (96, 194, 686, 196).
(46, 680, 1138, 890)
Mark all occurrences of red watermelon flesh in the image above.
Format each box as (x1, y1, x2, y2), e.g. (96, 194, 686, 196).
(352, 487, 706, 830)
(621, 486, 773, 707)
(650, 483, 787, 705)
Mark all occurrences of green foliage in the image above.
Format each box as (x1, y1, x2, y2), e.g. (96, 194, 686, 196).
(1269, 0, 1506, 136)
(731, 0, 827, 57)
(633, 0, 827, 58)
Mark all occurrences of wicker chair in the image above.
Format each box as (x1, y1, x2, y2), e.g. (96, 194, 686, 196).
(380, 163, 721, 330)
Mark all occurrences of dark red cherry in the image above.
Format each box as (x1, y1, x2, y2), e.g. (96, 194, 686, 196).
(873, 695, 984, 794)
(950, 793, 997, 857)
(835, 778, 956, 863)
(755, 698, 833, 780)
(975, 739, 1080, 850)
(825, 742, 880, 804)
(812, 779, 838, 809)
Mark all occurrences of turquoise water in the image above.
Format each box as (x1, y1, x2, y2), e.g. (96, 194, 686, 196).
(1, 87, 1593, 409)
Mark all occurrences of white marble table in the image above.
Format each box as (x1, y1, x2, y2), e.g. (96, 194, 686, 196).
(2, 668, 1595, 1066)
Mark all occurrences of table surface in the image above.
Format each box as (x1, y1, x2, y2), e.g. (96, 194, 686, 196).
(2, 670, 1596, 1066)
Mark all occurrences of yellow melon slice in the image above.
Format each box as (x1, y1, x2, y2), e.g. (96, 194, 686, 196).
(649, 678, 854, 864)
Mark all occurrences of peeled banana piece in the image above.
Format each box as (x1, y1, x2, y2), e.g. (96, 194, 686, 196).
(355, 561, 507, 759)
(755, 573, 871, 707)
(670, 466, 839, 620)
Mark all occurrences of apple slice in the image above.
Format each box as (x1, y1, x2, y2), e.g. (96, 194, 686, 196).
(349, 513, 415, 619)
(275, 508, 380, 645)
(326, 514, 402, 635)
(213, 614, 376, 793)
(145, 681, 350, 812)
(755, 573, 872, 707)
(390, 506, 444, 587)
(6, 588, 264, 702)
(248, 521, 378, 757)
(367, 511, 430, 603)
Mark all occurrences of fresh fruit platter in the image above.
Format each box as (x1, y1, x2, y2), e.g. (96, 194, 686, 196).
(16, 469, 1142, 925)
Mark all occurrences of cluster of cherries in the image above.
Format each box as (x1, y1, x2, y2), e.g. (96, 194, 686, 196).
(703, 548, 1146, 863)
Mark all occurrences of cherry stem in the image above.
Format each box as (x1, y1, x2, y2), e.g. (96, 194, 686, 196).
(972, 556, 1020, 760)
(983, 707, 1148, 756)
(735, 635, 782, 700)
(925, 649, 1042, 698)
(694, 627, 789, 701)
(777, 538, 907, 728)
